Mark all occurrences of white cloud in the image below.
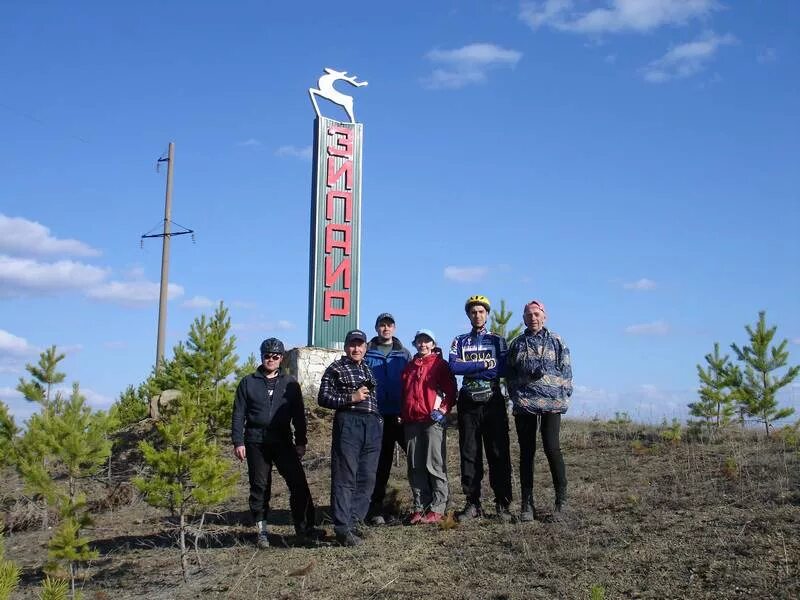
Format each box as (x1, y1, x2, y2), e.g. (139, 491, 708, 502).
(625, 320, 670, 335)
(570, 383, 693, 422)
(0, 214, 101, 258)
(423, 43, 522, 90)
(275, 145, 312, 160)
(792, 338, 800, 345)
(642, 31, 736, 83)
(0, 386, 23, 401)
(232, 319, 295, 333)
(0, 255, 108, 296)
(623, 278, 657, 291)
(86, 281, 184, 307)
(232, 300, 257, 310)
(756, 47, 777, 64)
(520, 0, 719, 34)
(53, 385, 113, 408)
(103, 341, 128, 350)
(237, 138, 263, 147)
(0, 329, 37, 356)
(443, 265, 490, 283)
(182, 295, 216, 309)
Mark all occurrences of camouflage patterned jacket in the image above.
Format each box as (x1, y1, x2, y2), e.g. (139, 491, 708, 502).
(506, 327, 572, 415)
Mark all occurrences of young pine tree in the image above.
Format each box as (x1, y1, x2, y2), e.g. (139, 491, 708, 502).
(108, 384, 149, 429)
(0, 401, 17, 467)
(135, 396, 236, 581)
(0, 525, 21, 600)
(15, 383, 111, 584)
(731, 311, 799, 436)
(489, 299, 523, 342)
(690, 343, 738, 437)
(154, 302, 239, 435)
(16, 346, 66, 408)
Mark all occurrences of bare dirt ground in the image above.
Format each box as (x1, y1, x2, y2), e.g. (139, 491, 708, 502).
(3, 416, 799, 599)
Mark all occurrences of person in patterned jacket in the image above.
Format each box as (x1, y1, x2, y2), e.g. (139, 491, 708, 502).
(449, 294, 513, 523)
(506, 300, 573, 522)
(317, 329, 381, 546)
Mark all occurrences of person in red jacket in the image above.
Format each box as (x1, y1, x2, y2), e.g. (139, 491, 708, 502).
(401, 329, 458, 524)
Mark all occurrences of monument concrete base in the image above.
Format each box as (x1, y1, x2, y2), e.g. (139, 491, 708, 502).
(283, 346, 343, 403)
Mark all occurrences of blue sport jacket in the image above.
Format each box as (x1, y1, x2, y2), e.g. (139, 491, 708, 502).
(364, 337, 412, 416)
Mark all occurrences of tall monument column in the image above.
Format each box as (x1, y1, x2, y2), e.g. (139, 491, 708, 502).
(307, 68, 368, 349)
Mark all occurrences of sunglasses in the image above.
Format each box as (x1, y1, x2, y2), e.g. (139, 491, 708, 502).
(262, 353, 283, 360)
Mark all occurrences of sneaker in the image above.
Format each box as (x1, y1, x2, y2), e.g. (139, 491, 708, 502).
(421, 511, 443, 524)
(495, 504, 514, 523)
(409, 511, 424, 525)
(456, 503, 481, 523)
(367, 514, 386, 526)
(335, 531, 364, 547)
(256, 531, 270, 549)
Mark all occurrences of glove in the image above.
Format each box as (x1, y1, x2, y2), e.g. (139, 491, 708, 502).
(430, 410, 446, 425)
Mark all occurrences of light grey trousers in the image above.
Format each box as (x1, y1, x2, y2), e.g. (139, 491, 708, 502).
(404, 421, 449, 513)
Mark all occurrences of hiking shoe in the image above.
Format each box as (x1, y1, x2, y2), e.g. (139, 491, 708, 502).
(421, 511, 443, 524)
(519, 503, 535, 523)
(456, 503, 481, 522)
(495, 504, 514, 523)
(367, 514, 386, 526)
(256, 531, 270, 549)
(335, 531, 364, 547)
(553, 500, 569, 522)
(409, 511, 424, 525)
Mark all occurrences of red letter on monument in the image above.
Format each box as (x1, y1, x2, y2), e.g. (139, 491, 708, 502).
(327, 126, 353, 158)
(323, 290, 350, 321)
(326, 190, 352, 222)
(325, 223, 352, 255)
(326, 156, 352, 191)
(325, 256, 351, 289)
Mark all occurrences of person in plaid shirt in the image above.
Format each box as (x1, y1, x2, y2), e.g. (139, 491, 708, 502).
(317, 329, 381, 546)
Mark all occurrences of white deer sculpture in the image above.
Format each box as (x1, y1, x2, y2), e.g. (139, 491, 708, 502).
(308, 68, 368, 124)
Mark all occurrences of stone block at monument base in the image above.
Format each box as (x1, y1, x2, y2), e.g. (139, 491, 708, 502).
(284, 346, 343, 402)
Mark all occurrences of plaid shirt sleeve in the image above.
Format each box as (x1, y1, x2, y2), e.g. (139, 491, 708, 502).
(317, 362, 353, 409)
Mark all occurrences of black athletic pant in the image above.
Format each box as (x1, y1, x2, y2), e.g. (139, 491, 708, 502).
(514, 413, 566, 500)
(457, 394, 513, 507)
(370, 415, 405, 512)
(245, 438, 315, 531)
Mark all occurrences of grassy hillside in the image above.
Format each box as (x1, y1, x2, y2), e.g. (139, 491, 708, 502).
(2, 416, 799, 599)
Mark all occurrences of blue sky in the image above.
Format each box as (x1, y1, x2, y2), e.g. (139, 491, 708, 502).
(2, 0, 798, 424)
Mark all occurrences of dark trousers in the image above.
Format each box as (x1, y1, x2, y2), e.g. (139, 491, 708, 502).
(514, 413, 566, 500)
(330, 411, 383, 536)
(457, 395, 513, 507)
(370, 415, 405, 511)
(245, 439, 316, 532)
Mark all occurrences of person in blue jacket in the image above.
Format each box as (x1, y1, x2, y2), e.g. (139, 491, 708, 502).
(364, 312, 412, 525)
(449, 295, 513, 523)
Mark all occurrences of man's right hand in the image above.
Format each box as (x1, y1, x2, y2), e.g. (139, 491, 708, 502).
(351, 386, 370, 403)
(234, 446, 246, 461)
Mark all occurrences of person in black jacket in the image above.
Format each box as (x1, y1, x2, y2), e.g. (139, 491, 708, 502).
(232, 338, 320, 548)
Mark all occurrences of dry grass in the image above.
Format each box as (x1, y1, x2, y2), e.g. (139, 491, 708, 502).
(2, 417, 799, 599)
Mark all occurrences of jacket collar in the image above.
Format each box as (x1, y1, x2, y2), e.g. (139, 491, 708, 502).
(367, 336, 405, 351)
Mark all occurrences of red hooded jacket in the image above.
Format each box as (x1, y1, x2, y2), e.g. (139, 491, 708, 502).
(401, 353, 458, 423)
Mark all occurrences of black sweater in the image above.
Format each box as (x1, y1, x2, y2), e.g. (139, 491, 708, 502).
(231, 368, 308, 447)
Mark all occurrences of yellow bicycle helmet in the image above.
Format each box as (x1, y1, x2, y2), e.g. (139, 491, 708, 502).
(464, 294, 491, 313)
